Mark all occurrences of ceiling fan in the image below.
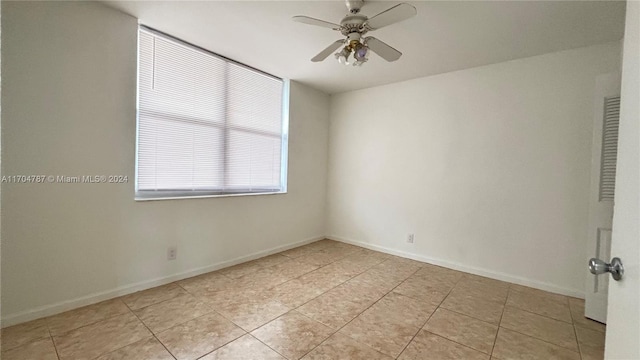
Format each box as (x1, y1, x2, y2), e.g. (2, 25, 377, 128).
(293, 0, 417, 66)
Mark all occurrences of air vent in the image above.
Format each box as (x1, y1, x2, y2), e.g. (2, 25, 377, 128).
(599, 96, 620, 201)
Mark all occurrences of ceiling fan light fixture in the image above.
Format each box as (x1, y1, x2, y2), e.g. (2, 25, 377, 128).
(335, 46, 352, 65)
(354, 43, 369, 61)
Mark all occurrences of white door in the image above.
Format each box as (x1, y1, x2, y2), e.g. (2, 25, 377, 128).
(603, 1, 640, 358)
(585, 72, 620, 323)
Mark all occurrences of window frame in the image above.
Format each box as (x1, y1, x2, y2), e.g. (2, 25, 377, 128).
(135, 26, 289, 201)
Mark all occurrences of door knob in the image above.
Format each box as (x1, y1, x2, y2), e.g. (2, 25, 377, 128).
(589, 257, 624, 281)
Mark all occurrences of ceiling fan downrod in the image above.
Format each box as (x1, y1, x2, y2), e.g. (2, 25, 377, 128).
(346, 0, 364, 14)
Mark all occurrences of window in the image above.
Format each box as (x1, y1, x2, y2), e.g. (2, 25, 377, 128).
(136, 27, 288, 200)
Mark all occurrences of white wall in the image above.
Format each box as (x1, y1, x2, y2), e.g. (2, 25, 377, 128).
(1, 1, 329, 325)
(327, 42, 621, 296)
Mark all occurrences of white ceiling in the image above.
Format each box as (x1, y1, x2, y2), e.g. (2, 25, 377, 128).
(104, 1, 626, 94)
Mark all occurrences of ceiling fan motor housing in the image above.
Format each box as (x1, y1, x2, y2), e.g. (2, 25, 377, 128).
(340, 15, 368, 36)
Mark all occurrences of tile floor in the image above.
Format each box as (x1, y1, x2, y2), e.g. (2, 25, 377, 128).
(1, 239, 606, 360)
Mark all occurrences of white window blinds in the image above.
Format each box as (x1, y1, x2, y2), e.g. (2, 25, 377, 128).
(136, 27, 287, 198)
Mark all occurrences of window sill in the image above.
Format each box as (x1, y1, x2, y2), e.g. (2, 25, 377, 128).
(135, 191, 287, 202)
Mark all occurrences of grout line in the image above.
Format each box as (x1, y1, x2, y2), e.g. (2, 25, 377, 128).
(395, 270, 463, 358)
(250, 253, 396, 358)
(312, 264, 425, 359)
(434, 307, 500, 327)
(489, 285, 508, 357)
(45, 299, 137, 338)
(424, 330, 496, 357)
(47, 324, 62, 360)
(121, 300, 178, 360)
(574, 324, 585, 360)
(246, 332, 290, 359)
(185, 245, 376, 358)
(0, 332, 53, 354)
(496, 326, 582, 355)
(504, 287, 574, 324)
(502, 303, 573, 324)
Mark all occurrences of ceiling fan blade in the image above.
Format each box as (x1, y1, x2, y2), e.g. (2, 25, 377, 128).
(292, 16, 341, 30)
(365, 37, 402, 62)
(365, 3, 417, 30)
(311, 40, 345, 62)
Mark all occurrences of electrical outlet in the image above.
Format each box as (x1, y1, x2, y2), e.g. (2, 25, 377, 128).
(167, 246, 177, 260)
(407, 233, 415, 243)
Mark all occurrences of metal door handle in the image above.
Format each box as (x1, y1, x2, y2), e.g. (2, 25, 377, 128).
(589, 257, 624, 281)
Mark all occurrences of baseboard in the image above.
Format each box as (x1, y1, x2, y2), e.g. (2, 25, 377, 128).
(1, 235, 324, 328)
(327, 235, 585, 299)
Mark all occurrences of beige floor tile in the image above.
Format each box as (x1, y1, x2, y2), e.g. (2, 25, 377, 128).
(1, 337, 58, 360)
(506, 286, 572, 323)
(339, 293, 434, 357)
(213, 291, 291, 331)
(500, 306, 577, 351)
(255, 253, 297, 268)
(297, 280, 383, 329)
(423, 308, 498, 354)
(574, 321, 605, 360)
(302, 333, 392, 360)
(47, 298, 131, 336)
(575, 325, 605, 348)
(452, 275, 509, 304)
(295, 247, 353, 267)
(510, 285, 569, 303)
(267, 278, 328, 309)
(198, 286, 267, 310)
(177, 272, 235, 295)
(347, 271, 402, 298)
(156, 311, 245, 360)
(398, 330, 489, 360)
(492, 327, 580, 360)
(268, 260, 319, 280)
(218, 260, 265, 279)
(95, 337, 174, 360)
(267, 263, 357, 308)
(0, 318, 50, 351)
(304, 263, 356, 282)
(413, 264, 465, 284)
(120, 283, 187, 310)
(393, 274, 453, 305)
(579, 342, 605, 360)
(334, 250, 389, 271)
(53, 312, 151, 360)
(134, 293, 214, 333)
(349, 269, 405, 295)
(440, 289, 504, 324)
(252, 311, 333, 360)
(367, 258, 422, 283)
(200, 334, 285, 360)
(568, 298, 606, 333)
(367, 292, 436, 328)
(322, 256, 381, 278)
(232, 267, 291, 290)
(386, 255, 426, 268)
